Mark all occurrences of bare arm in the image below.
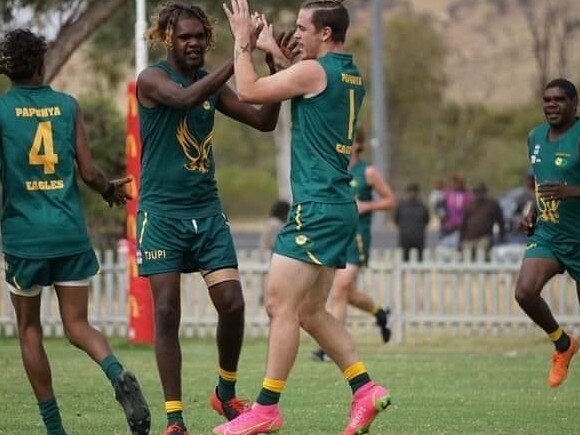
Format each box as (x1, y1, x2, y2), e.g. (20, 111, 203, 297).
(75, 104, 109, 194)
(235, 56, 325, 104)
(357, 165, 397, 215)
(217, 83, 280, 132)
(224, 0, 325, 104)
(137, 60, 234, 109)
(74, 104, 132, 206)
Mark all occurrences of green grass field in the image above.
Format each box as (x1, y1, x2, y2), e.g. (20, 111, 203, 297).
(1, 335, 579, 435)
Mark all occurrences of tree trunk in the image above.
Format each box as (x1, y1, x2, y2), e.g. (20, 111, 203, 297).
(44, 0, 125, 84)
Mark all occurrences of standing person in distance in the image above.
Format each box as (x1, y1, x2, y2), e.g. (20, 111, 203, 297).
(0, 29, 150, 435)
(136, 2, 287, 434)
(313, 127, 396, 363)
(394, 182, 430, 262)
(217, 1, 392, 434)
(515, 78, 580, 388)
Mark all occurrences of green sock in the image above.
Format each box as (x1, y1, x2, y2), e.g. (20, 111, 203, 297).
(256, 387, 281, 406)
(167, 411, 185, 428)
(555, 332, 571, 353)
(349, 373, 371, 394)
(100, 354, 124, 388)
(217, 377, 236, 402)
(38, 398, 66, 435)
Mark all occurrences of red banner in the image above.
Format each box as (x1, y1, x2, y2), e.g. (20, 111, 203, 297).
(126, 81, 154, 344)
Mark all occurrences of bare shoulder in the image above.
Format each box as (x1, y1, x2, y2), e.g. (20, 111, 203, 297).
(290, 59, 325, 76)
(137, 66, 167, 86)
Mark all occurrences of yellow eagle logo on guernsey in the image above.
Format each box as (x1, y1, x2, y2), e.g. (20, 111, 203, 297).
(176, 117, 213, 173)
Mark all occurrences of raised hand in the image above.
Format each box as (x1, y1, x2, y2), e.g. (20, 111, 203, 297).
(223, 0, 254, 48)
(278, 30, 300, 63)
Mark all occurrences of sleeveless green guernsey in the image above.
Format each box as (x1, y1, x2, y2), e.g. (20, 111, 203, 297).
(528, 118, 580, 242)
(350, 160, 372, 228)
(138, 61, 221, 218)
(0, 85, 91, 258)
(290, 52, 365, 203)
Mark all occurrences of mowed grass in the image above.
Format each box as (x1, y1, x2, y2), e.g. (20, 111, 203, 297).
(0, 335, 579, 435)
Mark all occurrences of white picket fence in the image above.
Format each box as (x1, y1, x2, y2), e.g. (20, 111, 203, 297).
(1, 248, 579, 342)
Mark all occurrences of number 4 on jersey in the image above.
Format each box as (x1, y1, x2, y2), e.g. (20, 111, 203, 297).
(29, 121, 58, 174)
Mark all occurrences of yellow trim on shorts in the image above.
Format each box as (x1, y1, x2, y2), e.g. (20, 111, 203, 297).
(295, 204, 303, 230)
(138, 212, 148, 244)
(203, 268, 240, 287)
(307, 251, 322, 265)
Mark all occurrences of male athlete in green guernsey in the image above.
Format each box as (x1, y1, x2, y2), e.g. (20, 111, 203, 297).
(218, 1, 391, 434)
(0, 29, 150, 435)
(515, 78, 580, 389)
(312, 127, 396, 363)
(136, 3, 284, 435)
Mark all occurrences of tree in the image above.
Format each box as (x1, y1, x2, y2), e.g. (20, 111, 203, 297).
(517, 0, 580, 95)
(0, 0, 125, 83)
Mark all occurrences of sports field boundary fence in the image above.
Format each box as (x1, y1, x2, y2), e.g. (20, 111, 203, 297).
(1, 248, 579, 342)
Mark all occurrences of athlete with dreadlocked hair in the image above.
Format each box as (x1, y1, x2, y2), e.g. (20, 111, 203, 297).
(216, 1, 391, 434)
(0, 29, 150, 435)
(136, 2, 296, 435)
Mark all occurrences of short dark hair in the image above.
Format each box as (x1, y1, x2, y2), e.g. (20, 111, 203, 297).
(301, 0, 349, 43)
(545, 78, 578, 100)
(406, 183, 420, 193)
(0, 28, 47, 81)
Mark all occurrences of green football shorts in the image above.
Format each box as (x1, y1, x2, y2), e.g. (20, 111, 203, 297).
(346, 226, 371, 267)
(4, 249, 99, 296)
(136, 211, 238, 276)
(524, 233, 580, 281)
(274, 201, 358, 268)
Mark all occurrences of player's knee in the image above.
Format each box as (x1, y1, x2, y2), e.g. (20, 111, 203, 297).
(18, 323, 43, 344)
(211, 281, 245, 314)
(154, 302, 180, 334)
(62, 321, 90, 347)
(263, 296, 294, 321)
(514, 282, 537, 305)
(215, 295, 245, 316)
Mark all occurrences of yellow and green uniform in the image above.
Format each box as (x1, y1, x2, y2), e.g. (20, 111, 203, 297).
(347, 160, 372, 266)
(525, 118, 580, 280)
(0, 85, 98, 289)
(275, 52, 365, 267)
(137, 61, 236, 275)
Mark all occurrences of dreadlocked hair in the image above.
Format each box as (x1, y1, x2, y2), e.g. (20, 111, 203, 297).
(145, 1, 215, 50)
(300, 0, 349, 43)
(0, 28, 47, 81)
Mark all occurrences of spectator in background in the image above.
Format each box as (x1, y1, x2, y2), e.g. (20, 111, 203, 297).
(394, 183, 430, 261)
(459, 182, 505, 260)
(428, 177, 446, 227)
(440, 172, 473, 239)
(259, 200, 291, 252)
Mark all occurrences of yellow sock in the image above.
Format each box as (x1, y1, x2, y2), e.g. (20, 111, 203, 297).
(165, 400, 183, 414)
